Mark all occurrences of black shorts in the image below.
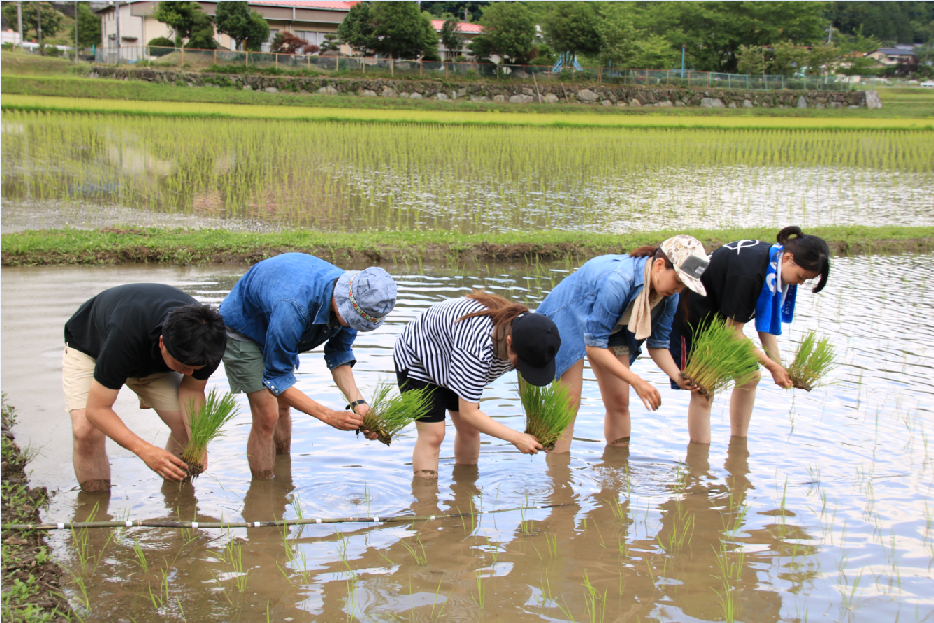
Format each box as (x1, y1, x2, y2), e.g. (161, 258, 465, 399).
(396, 368, 458, 424)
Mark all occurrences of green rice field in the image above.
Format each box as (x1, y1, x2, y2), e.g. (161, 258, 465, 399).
(2, 108, 932, 235)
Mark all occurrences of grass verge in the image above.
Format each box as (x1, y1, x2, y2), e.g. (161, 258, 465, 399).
(1, 398, 75, 622)
(2, 226, 931, 268)
(4, 93, 932, 130)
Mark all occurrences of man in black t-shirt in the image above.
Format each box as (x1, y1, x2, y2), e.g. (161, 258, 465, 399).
(63, 284, 226, 492)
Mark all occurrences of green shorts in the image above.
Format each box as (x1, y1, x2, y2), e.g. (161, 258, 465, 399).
(222, 336, 266, 395)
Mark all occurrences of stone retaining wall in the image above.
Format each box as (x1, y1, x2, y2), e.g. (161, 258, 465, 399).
(90, 67, 880, 109)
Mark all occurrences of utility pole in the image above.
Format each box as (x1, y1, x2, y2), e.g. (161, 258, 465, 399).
(16, 2, 23, 50)
(37, 2, 42, 53)
(74, 1, 78, 62)
(115, 0, 121, 64)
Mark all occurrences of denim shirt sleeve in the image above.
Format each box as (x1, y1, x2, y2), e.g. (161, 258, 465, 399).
(324, 327, 357, 371)
(646, 293, 678, 350)
(262, 299, 307, 396)
(584, 270, 635, 349)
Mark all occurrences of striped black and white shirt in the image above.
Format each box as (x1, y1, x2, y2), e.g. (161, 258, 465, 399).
(394, 297, 514, 403)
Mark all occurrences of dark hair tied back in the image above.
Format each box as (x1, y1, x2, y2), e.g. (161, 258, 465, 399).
(629, 244, 673, 269)
(777, 226, 830, 293)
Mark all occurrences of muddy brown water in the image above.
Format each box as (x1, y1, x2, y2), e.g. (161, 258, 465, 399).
(2, 258, 932, 622)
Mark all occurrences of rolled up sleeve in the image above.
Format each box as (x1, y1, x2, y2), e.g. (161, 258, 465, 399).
(324, 327, 357, 370)
(262, 300, 306, 396)
(584, 273, 632, 349)
(647, 294, 678, 350)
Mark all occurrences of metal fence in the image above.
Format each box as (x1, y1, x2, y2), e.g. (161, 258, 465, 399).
(94, 46, 853, 91)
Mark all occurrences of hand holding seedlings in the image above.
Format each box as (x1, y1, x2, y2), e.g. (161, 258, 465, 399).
(767, 363, 794, 389)
(181, 390, 239, 479)
(787, 331, 835, 391)
(139, 444, 189, 482)
(519, 375, 574, 452)
(351, 381, 433, 446)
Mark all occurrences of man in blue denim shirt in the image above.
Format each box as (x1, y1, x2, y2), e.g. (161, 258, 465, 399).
(219, 254, 397, 479)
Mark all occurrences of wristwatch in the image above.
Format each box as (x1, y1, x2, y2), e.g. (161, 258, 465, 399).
(346, 399, 368, 411)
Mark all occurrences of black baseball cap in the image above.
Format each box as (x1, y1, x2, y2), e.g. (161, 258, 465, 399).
(511, 312, 561, 386)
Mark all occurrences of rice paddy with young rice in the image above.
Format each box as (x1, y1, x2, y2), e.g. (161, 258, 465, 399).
(2, 256, 932, 621)
(2, 110, 932, 236)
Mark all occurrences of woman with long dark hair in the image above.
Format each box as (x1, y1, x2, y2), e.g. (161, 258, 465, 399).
(669, 226, 831, 444)
(537, 236, 710, 453)
(394, 291, 562, 478)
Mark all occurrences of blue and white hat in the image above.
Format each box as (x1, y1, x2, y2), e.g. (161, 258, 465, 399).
(333, 268, 397, 332)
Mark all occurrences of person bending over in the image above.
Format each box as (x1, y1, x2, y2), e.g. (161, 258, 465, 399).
(394, 291, 560, 478)
(63, 284, 226, 492)
(219, 253, 397, 479)
(537, 236, 710, 453)
(669, 226, 830, 444)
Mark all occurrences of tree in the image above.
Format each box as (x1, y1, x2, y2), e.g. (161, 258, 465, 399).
(628, 2, 828, 72)
(2, 2, 62, 41)
(215, 1, 270, 51)
(338, 2, 377, 57)
(76, 3, 102, 48)
(320, 33, 341, 54)
(440, 16, 465, 59)
(469, 1, 536, 64)
(272, 32, 307, 54)
(630, 34, 681, 69)
(542, 2, 601, 58)
(769, 40, 809, 75)
(598, 8, 642, 67)
(152, 1, 216, 49)
(736, 44, 767, 75)
(369, 2, 439, 60)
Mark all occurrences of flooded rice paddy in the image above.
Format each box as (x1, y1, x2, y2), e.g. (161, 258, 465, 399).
(2, 255, 932, 622)
(2, 112, 933, 234)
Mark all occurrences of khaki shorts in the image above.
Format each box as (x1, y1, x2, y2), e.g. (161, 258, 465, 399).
(62, 345, 182, 413)
(222, 336, 266, 395)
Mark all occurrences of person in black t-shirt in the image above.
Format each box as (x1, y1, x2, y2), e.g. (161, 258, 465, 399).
(669, 227, 831, 444)
(63, 284, 227, 491)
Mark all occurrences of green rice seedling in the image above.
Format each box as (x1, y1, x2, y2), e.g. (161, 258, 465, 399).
(681, 316, 760, 396)
(180, 389, 238, 478)
(518, 375, 574, 451)
(787, 331, 836, 391)
(355, 381, 433, 446)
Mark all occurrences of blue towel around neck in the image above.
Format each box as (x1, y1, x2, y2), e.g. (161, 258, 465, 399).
(755, 244, 797, 335)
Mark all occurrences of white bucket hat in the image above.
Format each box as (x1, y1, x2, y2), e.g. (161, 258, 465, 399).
(660, 235, 709, 296)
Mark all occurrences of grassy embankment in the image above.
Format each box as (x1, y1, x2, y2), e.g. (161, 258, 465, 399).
(1, 399, 74, 622)
(3, 226, 932, 268)
(3, 50, 934, 122)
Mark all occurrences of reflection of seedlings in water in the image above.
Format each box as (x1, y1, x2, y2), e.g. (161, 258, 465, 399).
(923, 502, 934, 563)
(657, 505, 695, 555)
(712, 541, 745, 623)
(583, 571, 608, 623)
(399, 533, 428, 566)
(473, 569, 486, 609)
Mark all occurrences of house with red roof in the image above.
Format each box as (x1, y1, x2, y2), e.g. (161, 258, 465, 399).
(429, 20, 483, 61)
(99, 0, 359, 52)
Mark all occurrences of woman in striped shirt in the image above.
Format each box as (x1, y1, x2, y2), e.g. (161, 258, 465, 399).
(394, 291, 562, 478)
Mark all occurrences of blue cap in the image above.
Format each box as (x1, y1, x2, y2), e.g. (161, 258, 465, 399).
(333, 268, 397, 332)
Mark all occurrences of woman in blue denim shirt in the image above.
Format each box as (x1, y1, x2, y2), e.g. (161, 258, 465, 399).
(537, 236, 709, 453)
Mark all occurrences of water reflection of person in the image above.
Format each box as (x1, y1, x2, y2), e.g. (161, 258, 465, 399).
(393, 291, 561, 478)
(669, 227, 831, 443)
(655, 439, 782, 622)
(536, 237, 709, 453)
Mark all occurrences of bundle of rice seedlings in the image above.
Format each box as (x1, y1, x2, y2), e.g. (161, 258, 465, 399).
(680, 316, 761, 397)
(518, 375, 574, 452)
(358, 381, 434, 446)
(180, 389, 239, 478)
(787, 331, 835, 391)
